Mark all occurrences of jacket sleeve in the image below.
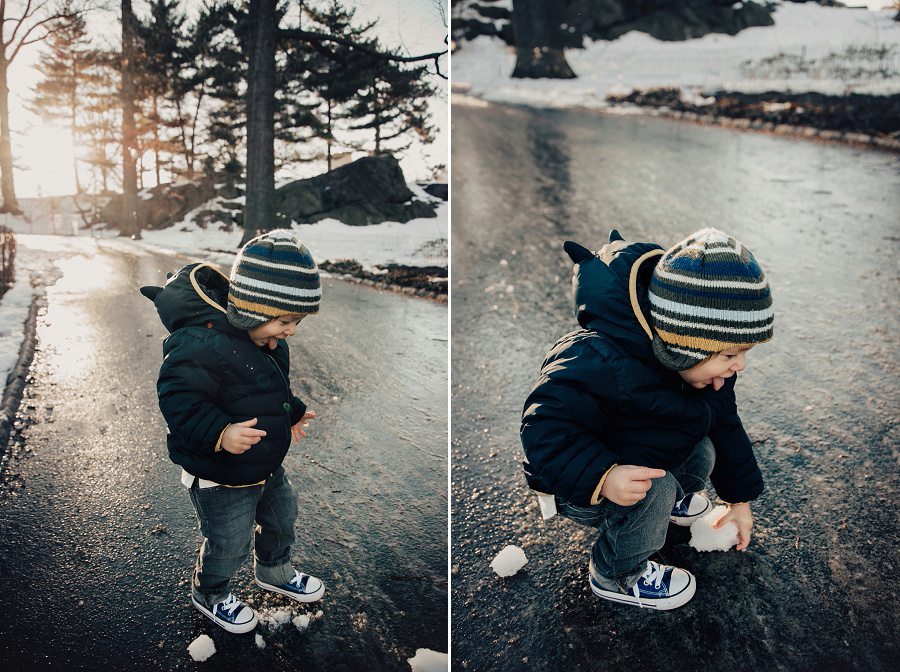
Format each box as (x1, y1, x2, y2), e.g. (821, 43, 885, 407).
(700, 375, 764, 503)
(520, 342, 620, 507)
(158, 330, 233, 454)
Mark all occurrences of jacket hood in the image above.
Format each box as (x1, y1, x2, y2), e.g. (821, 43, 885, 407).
(566, 232, 665, 361)
(141, 263, 244, 336)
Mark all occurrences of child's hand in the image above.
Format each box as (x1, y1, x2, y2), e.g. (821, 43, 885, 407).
(714, 502, 753, 551)
(221, 418, 266, 454)
(600, 465, 667, 506)
(291, 411, 316, 441)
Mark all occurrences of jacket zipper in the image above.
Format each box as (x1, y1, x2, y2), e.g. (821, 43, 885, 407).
(263, 351, 293, 439)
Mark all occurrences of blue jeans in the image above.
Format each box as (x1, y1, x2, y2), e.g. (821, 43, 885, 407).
(556, 438, 715, 592)
(187, 466, 299, 608)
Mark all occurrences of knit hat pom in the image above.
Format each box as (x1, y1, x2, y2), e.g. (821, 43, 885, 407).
(648, 228, 773, 370)
(227, 229, 321, 330)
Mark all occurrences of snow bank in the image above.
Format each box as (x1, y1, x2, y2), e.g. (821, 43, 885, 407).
(133, 183, 448, 272)
(187, 634, 216, 662)
(408, 648, 449, 671)
(689, 505, 740, 552)
(490, 545, 528, 577)
(0, 240, 69, 388)
(452, 3, 900, 109)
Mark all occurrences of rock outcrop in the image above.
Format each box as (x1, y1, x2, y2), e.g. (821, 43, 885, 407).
(100, 154, 439, 233)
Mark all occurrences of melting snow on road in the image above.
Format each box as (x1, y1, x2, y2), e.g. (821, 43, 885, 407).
(408, 648, 449, 671)
(187, 634, 216, 662)
(490, 544, 528, 577)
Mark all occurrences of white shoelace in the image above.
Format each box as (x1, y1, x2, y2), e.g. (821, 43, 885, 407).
(629, 561, 666, 608)
(641, 561, 666, 590)
(217, 594, 241, 617)
(289, 572, 307, 588)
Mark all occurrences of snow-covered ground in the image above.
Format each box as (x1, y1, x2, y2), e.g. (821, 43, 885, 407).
(452, 2, 900, 107)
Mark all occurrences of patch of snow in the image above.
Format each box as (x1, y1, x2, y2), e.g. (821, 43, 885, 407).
(0, 237, 71, 389)
(408, 648, 449, 672)
(255, 634, 266, 649)
(293, 614, 311, 630)
(490, 544, 527, 577)
(689, 505, 740, 552)
(187, 634, 216, 662)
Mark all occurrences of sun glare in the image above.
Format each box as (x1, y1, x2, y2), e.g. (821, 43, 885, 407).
(17, 124, 78, 198)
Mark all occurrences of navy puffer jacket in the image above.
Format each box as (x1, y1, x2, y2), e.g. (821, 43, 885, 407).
(142, 263, 307, 486)
(520, 239, 763, 507)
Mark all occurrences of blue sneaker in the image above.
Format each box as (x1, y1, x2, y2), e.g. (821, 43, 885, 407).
(192, 593, 258, 634)
(590, 560, 696, 610)
(256, 570, 325, 603)
(669, 492, 711, 527)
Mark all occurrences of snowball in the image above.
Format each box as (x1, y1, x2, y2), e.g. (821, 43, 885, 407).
(689, 505, 740, 552)
(293, 614, 310, 630)
(255, 634, 266, 649)
(187, 634, 216, 662)
(408, 648, 449, 672)
(490, 545, 527, 577)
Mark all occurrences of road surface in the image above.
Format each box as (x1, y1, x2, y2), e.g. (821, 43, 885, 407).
(0, 236, 448, 670)
(450, 102, 899, 672)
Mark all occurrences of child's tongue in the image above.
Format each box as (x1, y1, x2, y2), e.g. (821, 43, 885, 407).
(266, 336, 278, 350)
(712, 376, 725, 391)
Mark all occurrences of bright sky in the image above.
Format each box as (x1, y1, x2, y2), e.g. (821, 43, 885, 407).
(8, 0, 448, 198)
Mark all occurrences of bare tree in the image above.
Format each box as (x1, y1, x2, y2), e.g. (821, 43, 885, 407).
(0, 0, 84, 214)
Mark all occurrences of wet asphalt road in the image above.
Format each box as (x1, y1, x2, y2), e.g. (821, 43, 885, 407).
(450, 103, 899, 671)
(0, 237, 447, 670)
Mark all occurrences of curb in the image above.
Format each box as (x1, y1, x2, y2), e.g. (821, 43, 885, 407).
(605, 104, 900, 152)
(0, 297, 39, 451)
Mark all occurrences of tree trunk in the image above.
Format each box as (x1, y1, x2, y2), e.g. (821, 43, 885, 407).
(153, 94, 161, 186)
(511, 0, 576, 79)
(0, 52, 21, 215)
(120, 0, 141, 238)
(241, 0, 277, 247)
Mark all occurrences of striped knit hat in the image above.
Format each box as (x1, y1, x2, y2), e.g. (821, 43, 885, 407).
(648, 228, 773, 371)
(226, 229, 321, 330)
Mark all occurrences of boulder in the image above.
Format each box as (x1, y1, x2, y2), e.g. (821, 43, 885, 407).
(274, 155, 437, 227)
(100, 179, 217, 230)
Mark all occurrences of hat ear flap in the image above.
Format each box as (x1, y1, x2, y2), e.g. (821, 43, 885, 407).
(140, 286, 161, 301)
(564, 241, 593, 264)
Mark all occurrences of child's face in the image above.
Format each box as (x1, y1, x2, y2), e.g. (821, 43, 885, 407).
(678, 345, 754, 391)
(248, 314, 306, 350)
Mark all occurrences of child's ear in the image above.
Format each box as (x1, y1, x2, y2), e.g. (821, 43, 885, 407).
(608, 229, 624, 243)
(564, 241, 593, 264)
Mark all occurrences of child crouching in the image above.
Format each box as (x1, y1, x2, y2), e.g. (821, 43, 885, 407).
(521, 228, 773, 610)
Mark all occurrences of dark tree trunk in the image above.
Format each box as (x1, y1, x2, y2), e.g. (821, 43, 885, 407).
(241, 0, 278, 247)
(121, 0, 141, 238)
(511, 0, 576, 79)
(0, 52, 21, 215)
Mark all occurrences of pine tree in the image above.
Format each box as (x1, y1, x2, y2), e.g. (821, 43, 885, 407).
(301, 0, 375, 171)
(345, 49, 436, 156)
(135, 0, 192, 184)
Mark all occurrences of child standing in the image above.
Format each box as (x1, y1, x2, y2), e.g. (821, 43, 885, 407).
(521, 228, 773, 610)
(142, 229, 325, 633)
